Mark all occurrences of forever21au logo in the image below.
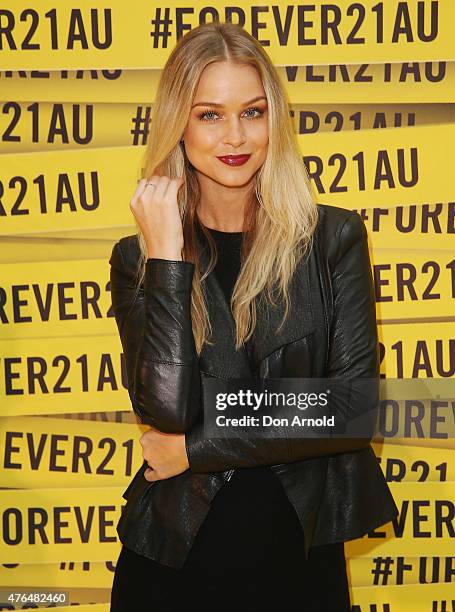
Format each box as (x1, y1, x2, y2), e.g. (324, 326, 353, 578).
(303, 147, 419, 193)
(0, 8, 112, 51)
(0, 172, 100, 216)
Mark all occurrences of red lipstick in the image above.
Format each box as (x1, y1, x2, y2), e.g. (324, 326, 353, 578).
(216, 154, 251, 166)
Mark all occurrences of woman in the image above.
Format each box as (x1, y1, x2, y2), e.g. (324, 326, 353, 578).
(109, 21, 398, 612)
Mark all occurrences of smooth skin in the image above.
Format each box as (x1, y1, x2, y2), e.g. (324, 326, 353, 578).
(130, 60, 269, 482)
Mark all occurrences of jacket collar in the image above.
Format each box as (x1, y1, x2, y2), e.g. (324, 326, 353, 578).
(196, 227, 316, 380)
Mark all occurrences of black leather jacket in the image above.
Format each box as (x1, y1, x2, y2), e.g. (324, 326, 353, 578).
(109, 202, 399, 569)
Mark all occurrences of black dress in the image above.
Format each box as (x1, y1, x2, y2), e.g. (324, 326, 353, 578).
(110, 227, 351, 612)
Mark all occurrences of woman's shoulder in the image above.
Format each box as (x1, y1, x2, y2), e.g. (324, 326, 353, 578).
(109, 233, 141, 275)
(315, 202, 367, 267)
(315, 202, 362, 235)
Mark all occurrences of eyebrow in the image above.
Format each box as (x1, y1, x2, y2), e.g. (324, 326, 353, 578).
(191, 95, 267, 109)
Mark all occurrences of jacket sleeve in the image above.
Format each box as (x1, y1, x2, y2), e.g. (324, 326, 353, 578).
(185, 211, 379, 472)
(109, 239, 201, 433)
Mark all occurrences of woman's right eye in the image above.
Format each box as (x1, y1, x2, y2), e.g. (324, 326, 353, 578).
(198, 109, 219, 122)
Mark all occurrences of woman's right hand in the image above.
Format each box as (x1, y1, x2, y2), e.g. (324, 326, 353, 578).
(130, 175, 185, 260)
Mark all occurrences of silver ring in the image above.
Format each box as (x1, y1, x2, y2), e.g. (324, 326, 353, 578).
(145, 181, 157, 188)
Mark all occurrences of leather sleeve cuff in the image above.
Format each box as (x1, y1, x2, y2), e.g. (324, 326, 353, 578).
(185, 423, 206, 473)
(144, 259, 195, 293)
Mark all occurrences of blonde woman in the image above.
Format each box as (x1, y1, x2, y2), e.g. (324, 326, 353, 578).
(109, 21, 398, 612)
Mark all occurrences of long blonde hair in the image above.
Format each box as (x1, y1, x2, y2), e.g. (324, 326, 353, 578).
(135, 21, 319, 355)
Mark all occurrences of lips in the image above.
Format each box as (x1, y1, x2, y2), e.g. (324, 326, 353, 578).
(216, 154, 251, 166)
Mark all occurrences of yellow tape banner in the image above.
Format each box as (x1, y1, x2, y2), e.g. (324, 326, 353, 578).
(351, 581, 455, 610)
(354, 202, 455, 253)
(0, 559, 115, 589)
(0, 145, 142, 235)
(0, 259, 115, 340)
(371, 442, 455, 482)
(1, 1, 454, 70)
(0, 102, 148, 154)
(0, 416, 147, 489)
(374, 378, 454, 442)
(2, 62, 455, 104)
(1, 124, 455, 236)
(291, 102, 455, 134)
(1, 101, 454, 154)
(379, 321, 454, 378)
(0, 236, 117, 265)
(345, 482, 455, 558)
(372, 398, 454, 448)
(0, 486, 123, 563)
(0, 334, 129, 417)
(372, 249, 455, 322)
(301, 123, 454, 209)
(348, 555, 455, 587)
(378, 437, 455, 451)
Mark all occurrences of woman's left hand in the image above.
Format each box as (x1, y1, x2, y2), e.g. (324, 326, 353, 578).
(139, 427, 190, 482)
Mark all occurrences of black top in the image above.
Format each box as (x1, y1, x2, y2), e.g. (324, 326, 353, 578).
(202, 226, 244, 302)
(181, 225, 306, 573)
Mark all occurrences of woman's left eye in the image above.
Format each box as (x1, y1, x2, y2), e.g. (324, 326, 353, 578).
(243, 107, 263, 118)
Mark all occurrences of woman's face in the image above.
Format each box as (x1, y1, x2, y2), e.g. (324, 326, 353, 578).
(183, 61, 269, 188)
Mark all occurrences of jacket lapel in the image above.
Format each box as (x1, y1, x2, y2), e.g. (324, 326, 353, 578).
(196, 228, 252, 379)
(252, 256, 316, 364)
(198, 264, 254, 379)
(197, 230, 316, 380)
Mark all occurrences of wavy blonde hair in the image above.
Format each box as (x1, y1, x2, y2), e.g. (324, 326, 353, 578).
(135, 21, 318, 356)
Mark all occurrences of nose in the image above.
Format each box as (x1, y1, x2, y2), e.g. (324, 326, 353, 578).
(222, 115, 247, 148)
